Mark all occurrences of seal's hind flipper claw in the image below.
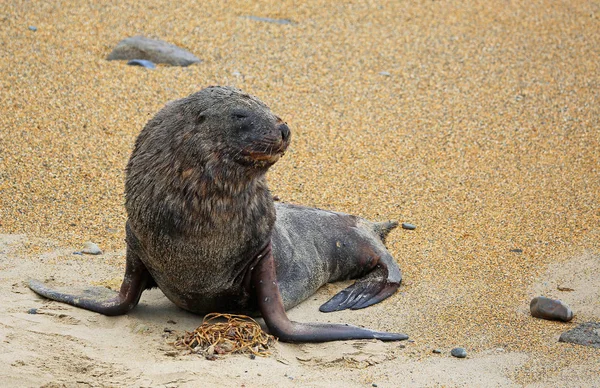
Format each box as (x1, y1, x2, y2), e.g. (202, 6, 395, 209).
(319, 257, 401, 312)
(350, 282, 398, 310)
(319, 278, 398, 312)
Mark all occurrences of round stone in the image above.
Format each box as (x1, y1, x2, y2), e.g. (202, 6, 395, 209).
(451, 347, 467, 358)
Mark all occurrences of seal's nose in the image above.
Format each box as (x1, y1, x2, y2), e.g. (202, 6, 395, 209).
(279, 123, 291, 142)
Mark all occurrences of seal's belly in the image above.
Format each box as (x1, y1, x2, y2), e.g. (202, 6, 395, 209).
(140, 240, 257, 315)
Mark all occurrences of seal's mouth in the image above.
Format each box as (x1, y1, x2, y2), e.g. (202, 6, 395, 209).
(236, 121, 291, 168)
(241, 141, 288, 167)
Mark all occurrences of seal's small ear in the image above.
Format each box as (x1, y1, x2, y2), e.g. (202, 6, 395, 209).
(196, 114, 206, 125)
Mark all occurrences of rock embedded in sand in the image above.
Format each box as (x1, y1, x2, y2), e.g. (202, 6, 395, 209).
(402, 223, 416, 230)
(559, 322, 600, 348)
(107, 36, 201, 67)
(451, 347, 467, 358)
(530, 296, 574, 322)
(126, 59, 156, 69)
(82, 241, 102, 255)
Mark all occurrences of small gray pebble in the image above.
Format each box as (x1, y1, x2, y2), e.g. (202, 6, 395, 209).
(402, 223, 416, 230)
(379, 71, 391, 76)
(451, 347, 467, 358)
(82, 242, 103, 255)
(249, 354, 256, 360)
(28, 308, 38, 314)
(72, 251, 83, 255)
(127, 59, 157, 69)
(28, 26, 37, 31)
(243, 15, 293, 25)
(372, 384, 378, 387)
(432, 349, 442, 354)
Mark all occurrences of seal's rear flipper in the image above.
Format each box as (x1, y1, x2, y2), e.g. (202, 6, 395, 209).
(371, 220, 399, 242)
(319, 252, 402, 313)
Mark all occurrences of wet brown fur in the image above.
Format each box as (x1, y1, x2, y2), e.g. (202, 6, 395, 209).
(125, 86, 289, 313)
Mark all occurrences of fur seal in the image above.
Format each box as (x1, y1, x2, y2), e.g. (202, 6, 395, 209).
(28, 86, 407, 343)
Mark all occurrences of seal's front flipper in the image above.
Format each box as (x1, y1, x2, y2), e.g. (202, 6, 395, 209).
(28, 251, 152, 316)
(319, 253, 402, 313)
(253, 243, 408, 343)
(28, 280, 132, 316)
(28, 225, 155, 316)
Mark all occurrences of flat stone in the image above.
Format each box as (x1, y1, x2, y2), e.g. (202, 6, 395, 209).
(530, 296, 573, 322)
(82, 241, 102, 255)
(402, 223, 416, 230)
(107, 36, 201, 67)
(559, 322, 600, 348)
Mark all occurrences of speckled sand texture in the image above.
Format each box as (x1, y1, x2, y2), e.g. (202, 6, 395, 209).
(1, 1, 599, 386)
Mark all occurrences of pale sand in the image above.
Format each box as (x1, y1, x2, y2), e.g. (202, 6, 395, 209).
(1, 0, 599, 386)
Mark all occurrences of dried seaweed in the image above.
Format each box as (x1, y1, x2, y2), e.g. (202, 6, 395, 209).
(173, 313, 275, 358)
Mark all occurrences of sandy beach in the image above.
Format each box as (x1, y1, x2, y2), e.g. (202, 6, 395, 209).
(1, 0, 599, 386)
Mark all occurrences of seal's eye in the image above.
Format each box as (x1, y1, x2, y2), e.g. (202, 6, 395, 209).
(231, 109, 251, 120)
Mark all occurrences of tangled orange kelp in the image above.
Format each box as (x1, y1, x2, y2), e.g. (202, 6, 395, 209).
(173, 313, 275, 358)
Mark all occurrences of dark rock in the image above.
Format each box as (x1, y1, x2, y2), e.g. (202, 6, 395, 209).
(243, 15, 293, 25)
(127, 59, 157, 69)
(559, 322, 600, 348)
(402, 223, 416, 230)
(510, 248, 523, 253)
(27, 308, 37, 314)
(530, 296, 573, 322)
(451, 347, 467, 358)
(107, 36, 201, 67)
(432, 348, 442, 354)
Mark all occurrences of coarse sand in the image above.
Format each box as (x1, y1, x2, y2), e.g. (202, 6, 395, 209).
(1, 0, 599, 386)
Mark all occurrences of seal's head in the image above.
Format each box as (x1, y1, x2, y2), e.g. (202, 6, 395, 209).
(125, 86, 290, 230)
(178, 86, 290, 172)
